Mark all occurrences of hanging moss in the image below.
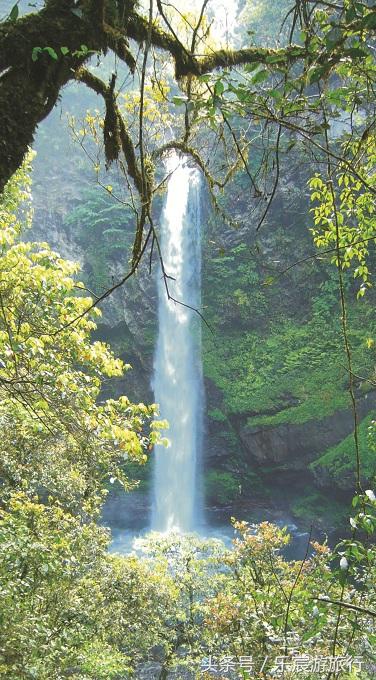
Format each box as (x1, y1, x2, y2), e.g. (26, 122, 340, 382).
(103, 76, 121, 166)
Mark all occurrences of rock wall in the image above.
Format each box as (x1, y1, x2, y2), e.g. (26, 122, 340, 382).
(238, 393, 376, 472)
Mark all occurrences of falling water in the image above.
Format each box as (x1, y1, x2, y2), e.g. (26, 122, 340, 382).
(152, 154, 203, 532)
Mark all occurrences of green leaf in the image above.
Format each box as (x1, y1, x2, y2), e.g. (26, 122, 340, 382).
(9, 3, 19, 21)
(243, 62, 259, 73)
(214, 81, 224, 96)
(31, 47, 42, 62)
(269, 88, 283, 100)
(289, 46, 304, 56)
(198, 74, 211, 83)
(44, 47, 58, 60)
(172, 96, 187, 106)
(71, 7, 83, 18)
(346, 46, 369, 58)
(308, 66, 327, 84)
(345, 7, 356, 22)
(60, 46, 70, 56)
(325, 27, 342, 47)
(361, 12, 376, 29)
(252, 69, 269, 85)
(266, 54, 286, 64)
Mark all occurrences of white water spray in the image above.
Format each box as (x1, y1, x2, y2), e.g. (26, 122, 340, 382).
(152, 155, 203, 532)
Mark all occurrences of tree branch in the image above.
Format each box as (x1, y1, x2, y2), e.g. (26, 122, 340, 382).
(316, 597, 376, 618)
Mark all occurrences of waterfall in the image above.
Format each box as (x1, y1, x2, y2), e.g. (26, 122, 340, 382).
(152, 154, 203, 532)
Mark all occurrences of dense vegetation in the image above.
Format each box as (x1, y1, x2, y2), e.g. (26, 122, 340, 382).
(0, 0, 375, 678)
(202, 172, 376, 512)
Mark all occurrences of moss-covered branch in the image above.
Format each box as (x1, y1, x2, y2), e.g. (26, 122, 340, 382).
(103, 23, 136, 72)
(75, 66, 153, 267)
(126, 13, 307, 77)
(75, 67, 144, 195)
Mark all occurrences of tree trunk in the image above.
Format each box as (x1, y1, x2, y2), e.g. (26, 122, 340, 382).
(0, 2, 113, 191)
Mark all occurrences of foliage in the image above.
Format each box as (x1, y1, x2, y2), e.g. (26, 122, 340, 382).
(207, 407, 227, 422)
(119, 79, 173, 148)
(0, 493, 176, 679)
(202, 160, 375, 475)
(0, 1, 376, 676)
(136, 531, 227, 677)
(202, 519, 375, 678)
(291, 489, 349, 529)
(64, 185, 134, 291)
(311, 414, 376, 487)
(0, 149, 34, 243)
(0, 165, 166, 514)
(310, 134, 376, 298)
(1, 0, 375, 262)
(204, 303, 376, 426)
(205, 470, 240, 506)
(1, 159, 376, 675)
(120, 520, 376, 678)
(203, 243, 267, 329)
(0, 160, 167, 678)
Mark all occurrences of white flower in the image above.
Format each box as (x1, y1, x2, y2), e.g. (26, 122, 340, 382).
(312, 606, 319, 618)
(365, 489, 376, 502)
(340, 556, 348, 570)
(109, 476, 115, 484)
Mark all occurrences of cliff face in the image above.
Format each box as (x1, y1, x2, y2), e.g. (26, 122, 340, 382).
(199, 157, 376, 523)
(29, 95, 376, 530)
(238, 397, 372, 469)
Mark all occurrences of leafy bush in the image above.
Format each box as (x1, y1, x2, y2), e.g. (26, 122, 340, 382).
(205, 470, 240, 505)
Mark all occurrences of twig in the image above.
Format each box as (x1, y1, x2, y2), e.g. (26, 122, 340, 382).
(316, 597, 376, 618)
(269, 236, 376, 280)
(283, 527, 313, 659)
(53, 226, 154, 334)
(256, 124, 282, 231)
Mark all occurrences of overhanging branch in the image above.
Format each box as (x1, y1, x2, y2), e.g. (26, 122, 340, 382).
(75, 67, 143, 194)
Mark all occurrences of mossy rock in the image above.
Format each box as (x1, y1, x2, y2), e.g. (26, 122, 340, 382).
(311, 415, 376, 488)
